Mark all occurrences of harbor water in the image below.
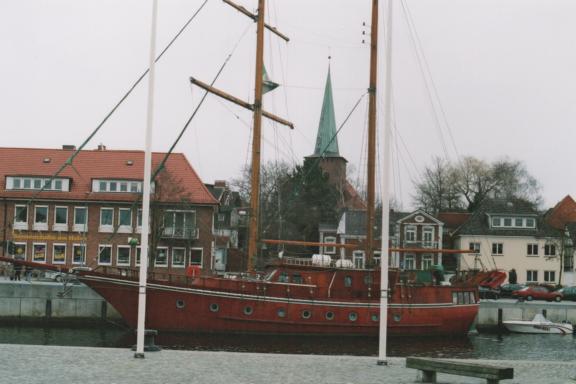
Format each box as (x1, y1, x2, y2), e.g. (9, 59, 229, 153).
(0, 324, 575, 361)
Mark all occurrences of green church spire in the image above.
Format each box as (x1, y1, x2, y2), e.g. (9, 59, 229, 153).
(313, 66, 339, 156)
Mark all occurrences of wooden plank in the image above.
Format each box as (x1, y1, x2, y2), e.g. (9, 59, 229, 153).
(406, 358, 514, 380)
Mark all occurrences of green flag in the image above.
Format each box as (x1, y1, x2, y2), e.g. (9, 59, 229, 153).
(262, 66, 279, 94)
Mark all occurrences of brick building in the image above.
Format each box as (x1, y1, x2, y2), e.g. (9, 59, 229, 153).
(0, 146, 218, 274)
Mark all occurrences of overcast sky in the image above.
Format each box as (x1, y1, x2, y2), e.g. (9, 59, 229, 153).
(1, 0, 575, 210)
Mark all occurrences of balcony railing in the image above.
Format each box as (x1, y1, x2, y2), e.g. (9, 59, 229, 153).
(402, 241, 439, 249)
(162, 226, 199, 240)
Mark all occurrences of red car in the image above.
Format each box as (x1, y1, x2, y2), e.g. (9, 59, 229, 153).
(512, 286, 562, 302)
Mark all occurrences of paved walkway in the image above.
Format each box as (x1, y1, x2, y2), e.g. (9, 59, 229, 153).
(2, 343, 575, 384)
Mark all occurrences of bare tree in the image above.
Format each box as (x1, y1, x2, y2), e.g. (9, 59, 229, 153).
(414, 156, 543, 213)
(413, 157, 462, 214)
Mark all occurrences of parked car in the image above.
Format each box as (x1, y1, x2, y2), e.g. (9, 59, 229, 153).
(512, 286, 563, 302)
(479, 285, 500, 299)
(499, 283, 526, 298)
(558, 286, 576, 301)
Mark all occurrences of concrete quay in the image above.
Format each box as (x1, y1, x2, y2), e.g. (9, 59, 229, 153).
(2, 343, 575, 384)
(0, 278, 121, 323)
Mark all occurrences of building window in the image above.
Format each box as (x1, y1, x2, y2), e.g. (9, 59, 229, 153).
(99, 208, 114, 232)
(469, 242, 480, 253)
(373, 251, 381, 266)
(526, 270, 538, 283)
(503, 218, 512, 227)
(92, 179, 143, 193)
(172, 248, 186, 268)
(117, 246, 131, 266)
(73, 207, 88, 232)
(155, 247, 168, 267)
(544, 244, 556, 256)
(6, 176, 69, 191)
(218, 213, 225, 222)
(135, 247, 143, 266)
(526, 218, 535, 228)
(53, 244, 66, 264)
(72, 244, 86, 265)
(527, 243, 539, 256)
(33, 243, 47, 262)
(163, 211, 196, 239)
(54, 206, 68, 231)
(422, 254, 433, 270)
(98, 245, 112, 265)
(544, 270, 556, 283)
(324, 236, 336, 254)
(404, 254, 415, 270)
(491, 243, 503, 255)
(118, 208, 132, 233)
(190, 248, 203, 266)
(14, 242, 27, 259)
(33, 206, 48, 231)
(422, 227, 434, 247)
(405, 226, 416, 242)
(14, 205, 28, 230)
(353, 251, 365, 269)
(491, 217, 501, 227)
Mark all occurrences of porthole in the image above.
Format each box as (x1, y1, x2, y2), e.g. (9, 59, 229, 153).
(301, 309, 312, 319)
(325, 311, 335, 321)
(371, 313, 379, 322)
(393, 313, 401, 322)
(348, 312, 358, 322)
(209, 303, 219, 312)
(176, 299, 185, 309)
(277, 308, 286, 318)
(243, 306, 254, 316)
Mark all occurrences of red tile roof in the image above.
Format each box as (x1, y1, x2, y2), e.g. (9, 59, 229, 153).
(0, 147, 218, 205)
(546, 195, 576, 230)
(437, 212, 472, 230)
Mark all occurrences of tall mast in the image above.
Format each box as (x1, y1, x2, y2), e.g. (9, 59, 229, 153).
(366, 0, 379, 265)
(135, 0, 158, 359)
(378, 0, 394, 366)
(247, 0, 266, 272)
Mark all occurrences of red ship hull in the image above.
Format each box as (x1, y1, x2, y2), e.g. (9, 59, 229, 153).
(79, 266, 478, 337)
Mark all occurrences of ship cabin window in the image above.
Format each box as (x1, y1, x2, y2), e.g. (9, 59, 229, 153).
(292, 273, 303, 284)
(364, 274, 373, 285)
(344, 275, 353, 287)
(278, 272, 290, 283)
(452, 291, 476, 305)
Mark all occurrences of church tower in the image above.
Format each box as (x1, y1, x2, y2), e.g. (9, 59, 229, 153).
(304, 65, 364, 210)
(304, 66, 348, 190)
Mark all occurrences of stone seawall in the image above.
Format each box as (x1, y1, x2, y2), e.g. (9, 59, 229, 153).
(478, 299, 576, 330)
(0, 279, 122, 323)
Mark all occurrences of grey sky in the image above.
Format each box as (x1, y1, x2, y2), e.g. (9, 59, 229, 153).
(1, 0, 575, 210)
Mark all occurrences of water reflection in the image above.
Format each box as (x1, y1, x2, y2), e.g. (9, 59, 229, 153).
(0, 325, 574, 361)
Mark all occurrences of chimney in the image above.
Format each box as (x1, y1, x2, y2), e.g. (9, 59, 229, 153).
(97, 144, 107, 151)
(62, 145, 76, 151)
(215, 180, 227, 188)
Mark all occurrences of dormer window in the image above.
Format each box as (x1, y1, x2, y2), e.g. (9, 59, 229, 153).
(490, 216, 536, 229)
(6, 176, 69, 191)
(92, 179, 154, 193)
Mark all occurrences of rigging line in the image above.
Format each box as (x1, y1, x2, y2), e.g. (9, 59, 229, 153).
(25, 0, 211, 205)
(98, 21, 253, 245)
(153, 21, 253, 180)
(401, 0, 460, 160)
(398, 0, 450, 161)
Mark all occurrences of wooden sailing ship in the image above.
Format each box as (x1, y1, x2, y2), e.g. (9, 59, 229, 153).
(1, 0, 479, 337)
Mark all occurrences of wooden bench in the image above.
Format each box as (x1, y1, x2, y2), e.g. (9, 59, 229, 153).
(406, 357, 513, 384)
